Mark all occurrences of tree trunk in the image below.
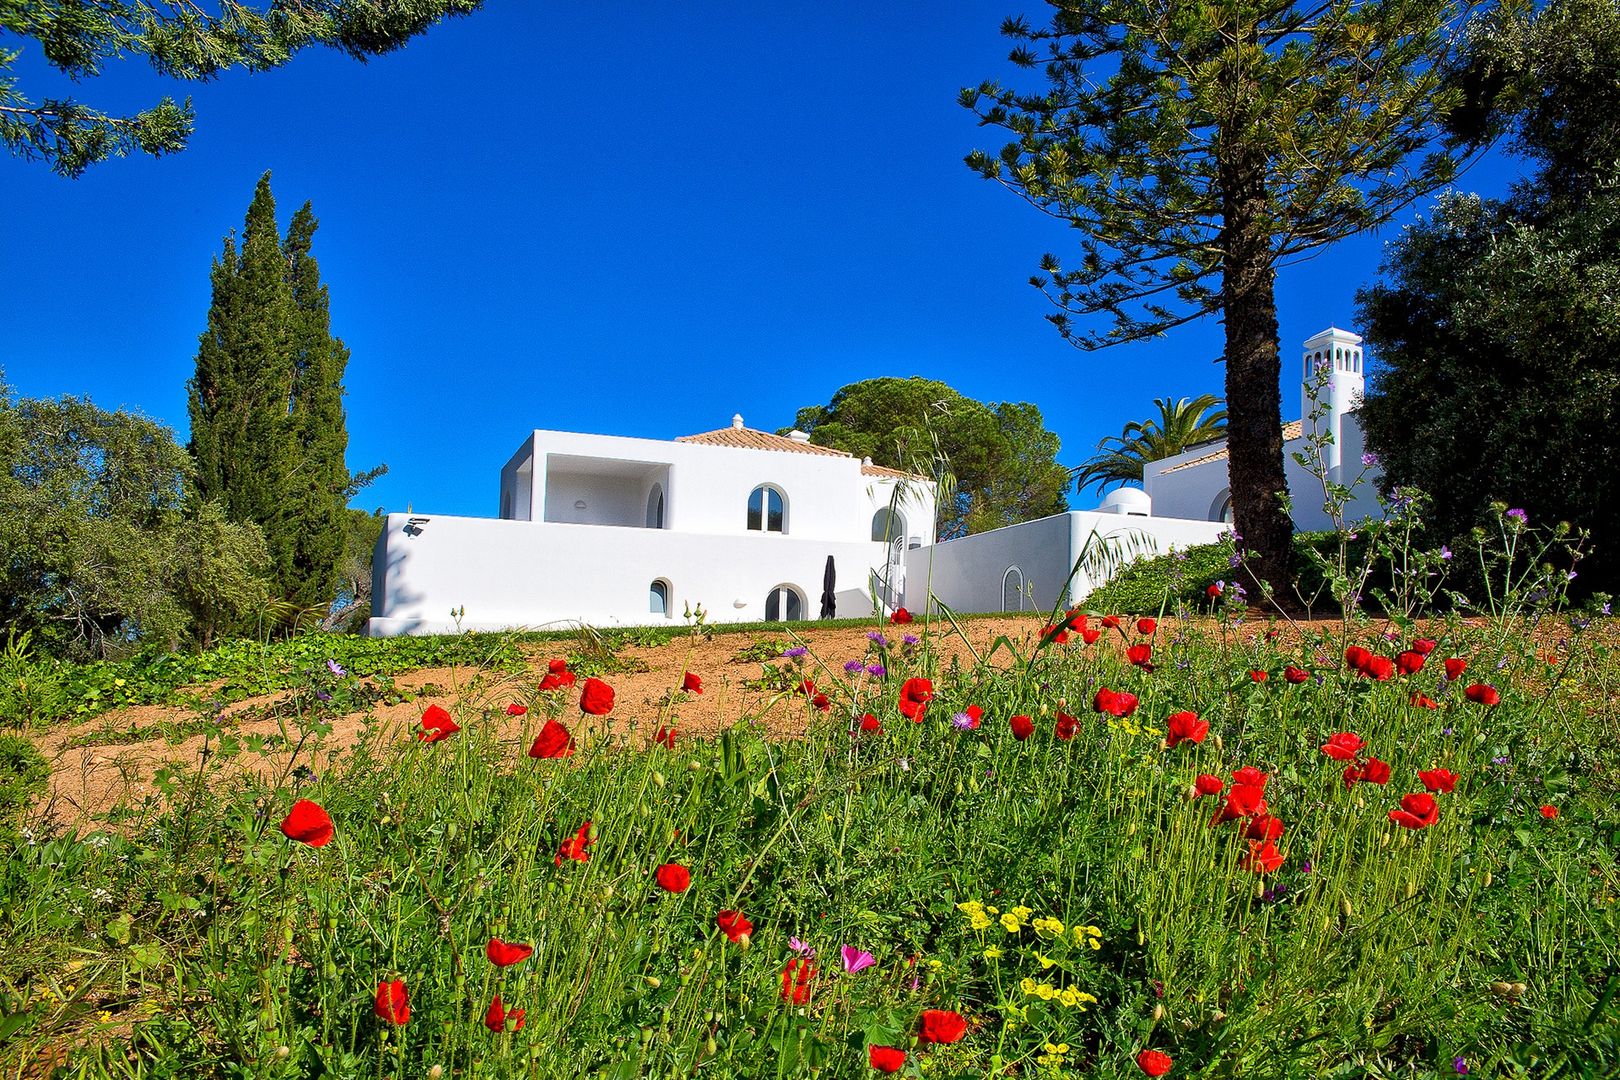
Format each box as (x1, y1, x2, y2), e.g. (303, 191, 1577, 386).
(1218, 144, 1296, 610)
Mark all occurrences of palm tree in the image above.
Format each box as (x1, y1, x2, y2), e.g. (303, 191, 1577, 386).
(1072, 395, 1228, 494)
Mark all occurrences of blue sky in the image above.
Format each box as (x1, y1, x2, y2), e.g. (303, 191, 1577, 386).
(2, 1, 1521, 518)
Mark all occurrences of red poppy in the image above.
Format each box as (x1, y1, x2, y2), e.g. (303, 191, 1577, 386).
(1206, 583, 1222, 598)
(1361, 756, 1391, 785)
(1412, 637, 1438, 655)
(1231, 765, 1269, 790)
(962, 704, 984, 729)
(1212, 782, 1268, 825)
(1194, 774, 1225, 797)
(1464, 683, 1500, 706)
(1094, 687, 1139, 717)
(1443, 657, 1467, 681)
(1321, 732, 1365, 761)
(1127, 643, 1153, 668)
(859, 713, 883, 734)
(555, 821, 593, 866)
(1410, 693, 1440, 709)
(890, 607, 914, 625)
(485, 937, 533, 967)
(580, 677, 615, 715)
(869, 1045, 907, 1073)
(1243, 837, 1284, 873)
(716, 909, 753, 943)
(1361, 655, 1395, 681)
(1081, 627, 1103, 645)
(812, 692, 831, 712)
(539, 659, 577, 691)
(1388, 792, 1439, 830)
(1344, 645, 1371, 672)
(780, 957, 816, 1004)
(1042, 623, 1071, 645)
(1064, 610, 1088, 632)
(505, 702, 528, 716)
(1164, 711, 1208, 748)
(682, 671, 703, 694)
(917, 1009, 967, 1045)
(1102, 615, 1122, 630)
(1136, 1049, 1174, 1077)
(1417, 767, 1458, 793)
(528, 718, 575, 759)
(898, 677, 933, 721)
(1396, 650, 1426, 676)
(548, 659, 569, 674)
(1009, 714, 1035, 741)
(374, 979, 409, 1025)
(653, 725, 677, 748)
(1283, 665, 1309, 684)
(484, 993, 525, 1033)
(655, 863, 691, 893)
(1054, 712, 1078, 740)
(1539, 804, 1559, 819)
(1245, 813, 1285, 841)
(279, 799, 334, 847)
(418, 703, 460, 742)
(1248, 669, 1268, 683)
(1137, 617, 1158, 635)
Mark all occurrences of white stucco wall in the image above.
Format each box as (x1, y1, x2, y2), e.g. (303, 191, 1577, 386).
(902, 512, 1227, 616)
(368, 513, 896, 636)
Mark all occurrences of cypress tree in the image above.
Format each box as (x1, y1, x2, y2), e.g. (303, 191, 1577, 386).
(189, 173, 366, 611)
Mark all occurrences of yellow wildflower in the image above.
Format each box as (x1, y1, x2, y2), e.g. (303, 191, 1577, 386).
(1035, 952, 1057, 969)
(1032, 915, 1065, 937)
(982, 945, 1003, 960)
(1000, 912, 1022, 934)
(1020, 977, 1038, 996)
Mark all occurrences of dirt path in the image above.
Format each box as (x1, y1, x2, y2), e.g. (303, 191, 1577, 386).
(32, 616, 1052, 828)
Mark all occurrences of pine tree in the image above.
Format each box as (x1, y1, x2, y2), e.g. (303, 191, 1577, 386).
(189, 173, 368, 611)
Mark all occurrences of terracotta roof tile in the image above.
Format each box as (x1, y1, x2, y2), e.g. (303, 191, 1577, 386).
(1158, 420, 1305, 475)
(675, 427, 853, 457)
(861, 462, 930, 481)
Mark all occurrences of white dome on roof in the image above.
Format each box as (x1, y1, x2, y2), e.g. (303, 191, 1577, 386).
(1097, 486, 1152, 516)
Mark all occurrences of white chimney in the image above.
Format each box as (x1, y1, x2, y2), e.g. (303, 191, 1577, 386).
(1301, 327, 1365, 476)
(787, 430, 811, 442)
(731, 413, 745, 430)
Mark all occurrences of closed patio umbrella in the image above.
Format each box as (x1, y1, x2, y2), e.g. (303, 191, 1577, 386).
(820, 555, 836, 619)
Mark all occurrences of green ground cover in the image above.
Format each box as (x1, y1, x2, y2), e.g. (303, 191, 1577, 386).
(3, 603, 1617, 1078)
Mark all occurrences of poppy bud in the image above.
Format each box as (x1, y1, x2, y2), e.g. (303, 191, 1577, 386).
(275, 1046, 290, 1060)
(704, 1035, 718, 1056)
(1127, 822, 1137, 835)
(653, 771, 666, 788)
(283, 924, 294, 944)
(1483, 870, 1493, 887)
(1255, 878, 1266, 898)
(1214, 734, 1224, 751)
(1491, 981, 1513, 995)
(588, 823, 600, 843)
(645, 976, 661, 989)
(1511, 982, 1526, 996)
(736, 932, 751, 951)
(1406, 880, 1418, 899)
(446, 823, 457, 841)
(1340, 897, 1355, 919)
(428, 1069, 443, 1080)
(1152, 1004, 1165, 1021)
(688, 760, 702, 772)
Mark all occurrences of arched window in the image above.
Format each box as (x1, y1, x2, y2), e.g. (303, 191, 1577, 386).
(646, 484, 665, 529)
(765, 585, 803, 621)
(649, 579, 670, 616)
(1002, 566, 1025, 612)
(1211, 489, 1235, 523)
(871, 508, 906, 543)
(747, 485, 786, 533)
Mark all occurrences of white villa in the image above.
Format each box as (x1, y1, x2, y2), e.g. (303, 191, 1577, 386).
(367, 328, 1378, 635)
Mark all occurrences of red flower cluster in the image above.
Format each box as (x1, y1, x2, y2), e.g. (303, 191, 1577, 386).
(1418, 767, 1458, 793)
(1193, 774, 1224, 797)
(417, 703, 460, 742)
(889, 607, 914, 625)
(528, 718, 575, 759)
(716, 909, 752, 944)
(917, 1009, 967, 1044)
(539, 658, 577, 692)
(869, 1044, 906, 1072)
(1443, 657, 1467, 681)
(486, 937, 533, 967)
(1127, 643, 1154, 669)
(1009, 714, 1034, 741)
(1464, 683, 1501, 706)
(1094, 687, 1139, 718)
(1136, 1048, 1174, 1076)
(374, 979, 409, 1026)
(484, 993, 525, 1033)
(655, 863, 691, 893)
(1054, 712, 1079, 740)
(555, 821, 593, 866)
(1321, 732, 1365, 761)
(780, 957, 816, 1004)
(280, 799, 334, 847)
(1344, 646, 1395, 680)
(1165, 711, 1208, 749)
(1389, 792, 1439, 830)
(1210, 766, 1271, 835)
(899, 678, 933, 721)
(580, 677, 615, 715)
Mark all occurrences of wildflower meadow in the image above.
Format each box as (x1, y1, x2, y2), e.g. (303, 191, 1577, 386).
(4, 530, 1618, 1078)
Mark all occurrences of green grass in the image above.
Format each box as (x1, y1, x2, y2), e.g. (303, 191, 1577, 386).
(4, 612, 1618, 1078)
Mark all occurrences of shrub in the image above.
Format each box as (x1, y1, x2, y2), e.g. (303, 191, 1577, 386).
(0, 735, 48, 843)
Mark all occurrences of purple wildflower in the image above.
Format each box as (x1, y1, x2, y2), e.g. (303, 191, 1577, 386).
(951, 712, 976, 731)
(326, 659, 346, 677)
(844, 660, 864, 674)
(1454, 1058, 1469, 1075)
(902, 634, 920, 647)
(1506, 508, 1528, 524)
(866, 663, 887, 677)
(1440, 545, 1452, 560)
(782, 646, 808, 659)
(866, 631, 888, 645)
(1361, 451, 1380, 468)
